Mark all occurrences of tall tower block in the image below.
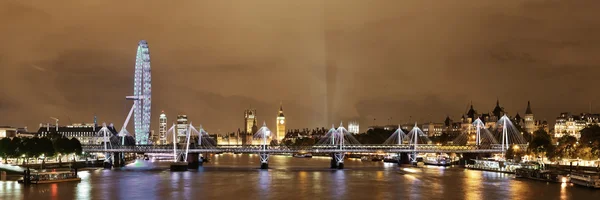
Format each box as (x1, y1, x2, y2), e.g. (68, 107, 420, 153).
(276, 104, 286, 141)
(159, 111, 167, 144)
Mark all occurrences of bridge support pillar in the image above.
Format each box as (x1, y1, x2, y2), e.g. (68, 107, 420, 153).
(330, 153, 344, 169)
(103, 153, 113, 169)
(187, 153, 201, 169)
(112, 153, 125, 168)
(259, 152, 269, 169)
(398, 153, 410, 165)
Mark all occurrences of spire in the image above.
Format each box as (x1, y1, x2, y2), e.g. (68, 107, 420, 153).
(496, 98, 499, 106)
(278, 102, 285, 117)
(279, 101, 283, 112)
(525, 101, 533, 114)
(444, 116, 452, 126)
(467, 101, 477, 119)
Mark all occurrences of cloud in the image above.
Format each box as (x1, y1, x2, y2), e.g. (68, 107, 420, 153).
(1, 0, 599, 133)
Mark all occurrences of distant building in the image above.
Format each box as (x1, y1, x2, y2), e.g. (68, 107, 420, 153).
(368, 125, 399, 131)
(176, 115, 188, 143)
(276, 104, 286, 141)
(159, 111, 167, 144)
(443, 116, 462, 137)
(244, 108, 257, 134)
(348, 121, 359, 134)
(216, 130, 244, 145)
(243, 108, 258, 145)
(524, 101, 536, 134)
(554, 112, 600, 139)
(421, 122, 444, 137)
(0, 126, 17, 138)
(36, 122, 116, 144)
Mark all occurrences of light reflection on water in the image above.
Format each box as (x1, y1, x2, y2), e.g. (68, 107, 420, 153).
(1, 155, 599, 199)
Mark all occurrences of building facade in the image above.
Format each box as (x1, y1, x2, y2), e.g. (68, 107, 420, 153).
(159, 111, 167, 144)
(243, 108, 258, 145)
(348, 121, 360, 134)
(523, 101, 536, 134)
(276, 104, 285, 141)
(421, 122, 444, 137)
(176, 115, 188, 143)
(0, 126, 17, 138)
(36, 123, 116, 144)
(554, 112, 600, 139)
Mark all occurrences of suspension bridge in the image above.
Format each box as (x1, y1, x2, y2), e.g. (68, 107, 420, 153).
(85, 115, 527, 170)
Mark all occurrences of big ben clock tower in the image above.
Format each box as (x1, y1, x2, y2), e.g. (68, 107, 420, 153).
(276, 104, 286, 141)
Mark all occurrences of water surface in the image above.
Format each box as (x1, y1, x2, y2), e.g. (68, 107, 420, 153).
(2, 154, 599, 200)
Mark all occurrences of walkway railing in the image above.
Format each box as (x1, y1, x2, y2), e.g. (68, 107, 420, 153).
(82, 144, 517, 154)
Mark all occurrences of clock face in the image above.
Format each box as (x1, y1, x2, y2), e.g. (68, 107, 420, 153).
(279, 120, 285, 124)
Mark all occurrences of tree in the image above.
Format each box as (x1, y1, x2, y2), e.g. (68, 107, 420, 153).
(556, 135, 578, 159)
(21, 137, 43, 162)
(528, 128, 552, 157)
(53, 136, 72, 162)
(0, 138, 10, 163)
(579, 125, 600, 157)
(8, 137, 22, 163)
(39, 137, 56, 160)
(70, 138, 82, 155)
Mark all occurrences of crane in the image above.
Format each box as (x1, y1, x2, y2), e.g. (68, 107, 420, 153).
(50, 117, 59, 132)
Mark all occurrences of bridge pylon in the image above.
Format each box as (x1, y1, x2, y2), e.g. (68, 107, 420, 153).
(254, 122, 271, 169)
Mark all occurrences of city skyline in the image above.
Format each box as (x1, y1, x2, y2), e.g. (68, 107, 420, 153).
(1, 1, 600, 134)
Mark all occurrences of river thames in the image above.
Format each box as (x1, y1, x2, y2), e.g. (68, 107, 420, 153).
(1, 154, 599, 200)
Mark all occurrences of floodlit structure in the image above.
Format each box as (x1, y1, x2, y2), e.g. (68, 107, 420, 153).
(159, 111, 167, 144)
(276, 104, 285, 141)
(348, 121, 359, 134)
(125, 40, 152, 145)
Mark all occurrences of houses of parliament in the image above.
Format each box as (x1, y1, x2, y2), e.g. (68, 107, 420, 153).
(216, 105, 286, 145)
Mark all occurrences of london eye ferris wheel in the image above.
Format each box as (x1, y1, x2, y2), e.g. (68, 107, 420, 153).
(127, 40, 152, 145)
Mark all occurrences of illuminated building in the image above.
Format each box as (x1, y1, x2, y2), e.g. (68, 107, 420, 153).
(554, 112, 600, 139)
(36, 122, 117, 144)
(348, 121, 359, 134)
(421, 122, 445, 137)
(244, 108, 257, 144)
(159, 111, 167, 144)
(0, 126, 17, 138)
(276, 104, 285, 141)
(244, 108, 257, 134)
(523, 101, 536, 134)
(176, 115, 188, 143)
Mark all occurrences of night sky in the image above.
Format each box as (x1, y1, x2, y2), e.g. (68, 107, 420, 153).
(1, 0, 599, 134)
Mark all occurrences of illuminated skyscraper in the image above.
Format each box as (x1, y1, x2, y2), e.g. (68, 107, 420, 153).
(159, 111, 167, 145)
(176, 115, 188, 143)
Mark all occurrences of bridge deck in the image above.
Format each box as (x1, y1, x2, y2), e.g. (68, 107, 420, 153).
(82, 144, 526, 154)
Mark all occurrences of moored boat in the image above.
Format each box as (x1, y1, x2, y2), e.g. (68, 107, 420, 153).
(383, 156, 399, 163)
(570, 172, 600, 188)
(423, 153, 452, 166)
(293, 153, 313, 158)
(371, 156, 384, 162)
(412, 157, 425, 168)
(515, 161, 568, 183)
(18, 171, 81, 184)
